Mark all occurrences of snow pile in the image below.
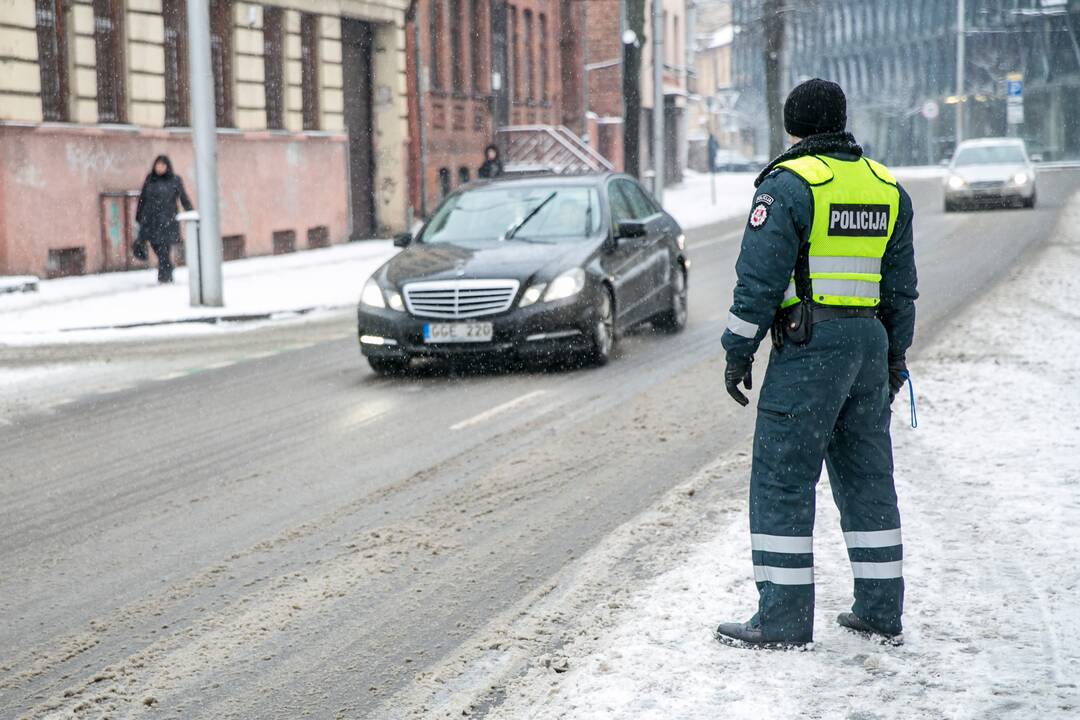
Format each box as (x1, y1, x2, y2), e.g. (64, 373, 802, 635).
(488, 199, 1080, 718)
(0, 241, 397, 344)
(661, 170, 757, 230)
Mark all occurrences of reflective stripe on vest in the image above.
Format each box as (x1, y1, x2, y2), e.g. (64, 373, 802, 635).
(776, 155, 900, 308)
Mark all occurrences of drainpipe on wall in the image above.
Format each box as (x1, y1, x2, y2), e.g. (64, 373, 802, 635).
(409, 0, 428, 219)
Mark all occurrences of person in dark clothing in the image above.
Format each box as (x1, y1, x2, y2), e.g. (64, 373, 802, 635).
(714, 79, 918, 648)
(135, 155, 193, 283)
(477, 144, 503, 179)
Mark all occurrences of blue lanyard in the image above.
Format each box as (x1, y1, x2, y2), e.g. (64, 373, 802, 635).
(899, 370, 917, 429)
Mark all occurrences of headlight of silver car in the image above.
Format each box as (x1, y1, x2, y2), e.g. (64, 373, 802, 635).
(1012, 172, 1030, 186)
(947, 174, 967, 191)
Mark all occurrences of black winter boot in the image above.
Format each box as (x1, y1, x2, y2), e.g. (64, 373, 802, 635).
(837, 612, 903, 645)
(714, 621, 811, 650)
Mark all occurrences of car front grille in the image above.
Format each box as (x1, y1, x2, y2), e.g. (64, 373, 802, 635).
(969, 180, 1005, 190)
(403, 279, 520, 319)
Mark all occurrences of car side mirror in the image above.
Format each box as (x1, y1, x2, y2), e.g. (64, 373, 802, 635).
(393, 232, 412, 248)
(617, 220, 648, 239)
(1030, 153, 1043, 163)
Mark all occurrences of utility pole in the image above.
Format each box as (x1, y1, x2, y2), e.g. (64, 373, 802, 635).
(955, 0, 965, 145)
(623, 0, 645, 178)
(185, 0, 223, 306)
(409, 0, 427, 218)
(652, 0, 664, 203)
(763, 0, 786, 158)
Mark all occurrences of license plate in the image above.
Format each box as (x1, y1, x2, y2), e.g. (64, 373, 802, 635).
(423, 322, 494, 343)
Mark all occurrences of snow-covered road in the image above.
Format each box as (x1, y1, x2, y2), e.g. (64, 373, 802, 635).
(477, 197, 1080, 718)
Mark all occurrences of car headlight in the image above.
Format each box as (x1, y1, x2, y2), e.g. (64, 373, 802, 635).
(676, 233, 686, 250)
(543, 268, 586, 302)
(947, 175, 967, 190)
(1013, 172, 1030, 186)
(519, 283, 546, 308)
(361, 278, 403, 311)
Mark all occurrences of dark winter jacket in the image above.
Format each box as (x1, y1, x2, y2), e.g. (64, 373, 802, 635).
(478, 145, 503, 179)
(136, 156, 193, 246)
(722, 133, 918, 364)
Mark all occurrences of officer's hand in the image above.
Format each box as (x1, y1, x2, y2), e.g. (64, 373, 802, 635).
(888, 355, 908, 404)
(725, 356, 754, 407)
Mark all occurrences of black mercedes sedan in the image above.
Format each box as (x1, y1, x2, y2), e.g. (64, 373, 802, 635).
(357, 173, 689, 374)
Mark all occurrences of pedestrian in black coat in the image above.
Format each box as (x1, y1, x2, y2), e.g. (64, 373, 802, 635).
(135, 155, 193, 283)
(477, 144, 503, 179)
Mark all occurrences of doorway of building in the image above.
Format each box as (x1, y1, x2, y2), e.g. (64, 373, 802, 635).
(342, 18, 376, 239)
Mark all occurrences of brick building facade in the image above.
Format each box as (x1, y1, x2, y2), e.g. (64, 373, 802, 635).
(406, 0, 592, 217)
(0, 0, 410, 278)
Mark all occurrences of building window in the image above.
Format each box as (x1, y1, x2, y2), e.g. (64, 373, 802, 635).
(523, 9, 532, 100)
(429, 0, 442, 91)
(92, 0, 125, 122)
(35, 0, 71, 122)
(163, 0, 189, 126)
(539, 12, 547, 101)
(449, 0, 464, 92)
(510, 5, 519, 102)
(458, 166, 470, 185)
(210, 0, 234, 127)
(439, 167, 451, 197)
(300, 12, 319, 130)
(263, 6, 285, 129)
(470, 0, 480, 93)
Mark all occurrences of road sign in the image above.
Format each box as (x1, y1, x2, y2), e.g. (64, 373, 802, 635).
(1006, 77, 1023, 99)
(1006, 73, 1023, 125)
(920, 100, 939, 120)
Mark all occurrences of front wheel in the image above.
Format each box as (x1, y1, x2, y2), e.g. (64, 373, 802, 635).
(1023, 191, 1037, 209)
(653, 265, 688, 333)
(587, 287, 616, 367)
(367, 356, 410, 375)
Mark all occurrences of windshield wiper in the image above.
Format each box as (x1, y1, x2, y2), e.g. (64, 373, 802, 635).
(503, 192, 557, 240)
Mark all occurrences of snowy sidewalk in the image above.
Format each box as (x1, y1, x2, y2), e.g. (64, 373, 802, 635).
(0, 241, 397, 345)
(486, 195, 1080, 718)
(663, 166, 944, 230)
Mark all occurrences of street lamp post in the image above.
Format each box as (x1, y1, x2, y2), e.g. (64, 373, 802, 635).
(185, 0, 223, 306)
(652, 0, 665, 203)
(955, 0, 965, 145)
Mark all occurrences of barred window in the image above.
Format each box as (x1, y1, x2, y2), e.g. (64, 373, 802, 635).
(210, 0, 234, 127)
(263, 6, 285, 129)
(35, 0, 71, 122)
(92, 0, 125, 123)
(163, 0, 189, 126)
(300, 13, 319, 130)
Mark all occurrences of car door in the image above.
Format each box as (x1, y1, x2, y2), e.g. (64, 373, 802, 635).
(616, 178, 673, 321)
(604, 179, 652, 326)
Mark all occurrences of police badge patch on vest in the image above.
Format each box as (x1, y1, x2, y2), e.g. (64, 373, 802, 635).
(828, 204, 890, 237)
(748, 203, 769, 229)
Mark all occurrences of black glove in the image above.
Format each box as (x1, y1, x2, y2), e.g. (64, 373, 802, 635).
(888, 355, 908, 403)
(725, 356, 754, 407)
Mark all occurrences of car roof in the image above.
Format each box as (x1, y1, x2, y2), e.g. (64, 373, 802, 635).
(463, 172, 620, 190)
(957, 137, 1026, 148)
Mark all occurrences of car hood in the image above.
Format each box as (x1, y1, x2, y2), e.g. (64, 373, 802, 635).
(382, 239, 595, 287)
(951, 163, 1029, 183)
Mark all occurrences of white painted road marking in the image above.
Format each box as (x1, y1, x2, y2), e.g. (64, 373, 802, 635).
(450, 390, 547, 431)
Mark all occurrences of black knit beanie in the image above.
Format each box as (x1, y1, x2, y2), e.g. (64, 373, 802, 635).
(784, 79, 847, 138)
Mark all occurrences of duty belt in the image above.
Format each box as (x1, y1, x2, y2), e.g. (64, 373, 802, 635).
(810, 305, 878, 324)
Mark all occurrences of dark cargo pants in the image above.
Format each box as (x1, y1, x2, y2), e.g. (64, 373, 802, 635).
(748, 317, 904, 643)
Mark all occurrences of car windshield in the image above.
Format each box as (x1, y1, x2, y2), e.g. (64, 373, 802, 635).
(954, 145, 1027, 166)
(419, 186, 601, 244)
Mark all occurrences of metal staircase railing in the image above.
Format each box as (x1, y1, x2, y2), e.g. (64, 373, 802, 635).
(496, 125, 615, 175)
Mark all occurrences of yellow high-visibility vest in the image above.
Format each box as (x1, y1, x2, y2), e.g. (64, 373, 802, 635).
(776, 155, 900, 308)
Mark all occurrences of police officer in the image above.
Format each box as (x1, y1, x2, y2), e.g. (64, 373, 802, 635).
(715, 79, 918, 648)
